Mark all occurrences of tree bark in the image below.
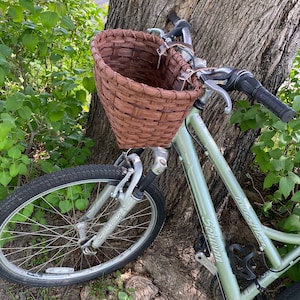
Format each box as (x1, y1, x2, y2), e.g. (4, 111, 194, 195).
(87, 0, 299, 298)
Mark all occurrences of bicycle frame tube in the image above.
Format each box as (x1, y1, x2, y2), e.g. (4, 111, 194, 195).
(172, 107, 300, 300)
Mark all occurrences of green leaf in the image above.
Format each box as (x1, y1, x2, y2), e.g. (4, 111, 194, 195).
(243, 119, 257, 130)
(0, 172, 12, 187)
(279, 176, 295, 199)
(0, 57, 9, 73)
(59, 200, 72, 214)
(287, 171, 300, 185)
(0, 122, 12, 141)
(269, 149, 282, 160)
(0, 56, 8, 67)
(47, 101, 65, 122)
(292, 95, 300, 112)
(289, 119, 300, 131)
(74, 68, 86, 75)
(0, 186, 9, 201)
(282, 214, 300, 232)
(262, 201, 272, 214)
(62, 81, 77, 93)
(9, 163, 20, 177)
(39, 160, 57, 174)
(0, 67, 5, 85)
(22, 204, 34, 218)
(24, 86, 35, 96)
(22, 21, 37, 30)
(22, 33, 39, 51)
(11, 212, 27, 223)
(236, 100, 250, 109)
(0, 139, 13, 152)
(61, 16, 76, 31)
(293, 204, 300, 216)
(76, 89, 87, 103)
(8, 5, 24, 22)
(260, 130, 275, 148)
(273, 120, 287, 131)
(263, 172, 279, 189)
(1, 113, 16, 127)
(38, 42, 48, 57)
(18, 106, 32, 120)
(8, 146, 22, 159)
(55, 2, 67, 17)
(292, 131, 300, 143)
(294, 151, 300, 163)
(253, 153, 271, 173)
(22, 155, 30, 164)
(64, 46, 76, 57)
(118, 291, 130, 300)
(50, 52, 62, 63)
(75, 198, 89, 211)
(107, 286, 116, 292)
(0, 138, 9, 150)
(19, 0, 35, 13)
(5, 92, 25, 111)
(45, 194, 60, 206)
(49, 110, 64, 122)
(82, 76, 96, 92)
(18, 163, 28, 175)
(270, 156, 293, 172)
(66, 185, 82, 199)
(0, 45, 12, 58)
(40, 11, 60, 29)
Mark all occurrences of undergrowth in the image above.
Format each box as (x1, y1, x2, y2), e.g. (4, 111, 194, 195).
(0, 0, 107, 199)
(231, 49, 300, 282)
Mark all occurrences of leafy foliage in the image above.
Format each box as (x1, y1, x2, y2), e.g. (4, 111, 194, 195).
(231, 50, 300, 281)
(231, 50, 300, 230)
(0, 0, 107, 199)
(88, 271, 135, 300)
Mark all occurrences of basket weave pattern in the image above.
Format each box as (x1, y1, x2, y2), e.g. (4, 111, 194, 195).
(91, 29, 203, 149)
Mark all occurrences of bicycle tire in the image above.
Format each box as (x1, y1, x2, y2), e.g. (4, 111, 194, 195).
(0, 164, 165, 287)
(275, 281, 300, 300)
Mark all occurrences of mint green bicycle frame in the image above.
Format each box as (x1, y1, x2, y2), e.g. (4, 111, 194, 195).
(173, 106, 300, 300)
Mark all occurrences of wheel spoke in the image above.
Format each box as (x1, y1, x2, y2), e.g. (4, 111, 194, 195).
(0, 165, 164, 286)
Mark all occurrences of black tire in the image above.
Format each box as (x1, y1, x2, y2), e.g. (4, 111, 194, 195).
(275, 281, 300, 300)
(0, 164, 165, 286)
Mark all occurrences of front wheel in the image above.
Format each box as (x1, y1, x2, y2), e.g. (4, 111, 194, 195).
(0, 164, 165, 286)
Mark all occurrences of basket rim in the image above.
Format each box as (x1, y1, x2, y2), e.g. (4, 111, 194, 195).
(91, 28, 203, 100)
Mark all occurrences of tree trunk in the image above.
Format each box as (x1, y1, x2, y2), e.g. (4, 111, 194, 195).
(87, 0, 299, 298)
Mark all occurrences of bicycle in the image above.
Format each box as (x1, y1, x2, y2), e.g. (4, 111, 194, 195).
(0, 10, 298, 300)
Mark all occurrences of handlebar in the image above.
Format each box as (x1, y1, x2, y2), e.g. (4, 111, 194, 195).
(168, 10, 181, 24)
(164, 10, 295, 123)
(164, 10, 192, 45)
(232, 70, 295, 122)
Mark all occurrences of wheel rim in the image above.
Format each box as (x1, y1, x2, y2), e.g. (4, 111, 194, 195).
(0, 179, 158, 282)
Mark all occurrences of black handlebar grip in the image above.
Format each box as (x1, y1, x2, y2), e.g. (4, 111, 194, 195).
(254, 86, 295, 122)
(168, 10, 181, 25)
(234, 73, 295, 122)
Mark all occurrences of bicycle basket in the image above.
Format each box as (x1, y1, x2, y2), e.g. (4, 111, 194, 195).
(91, 29, 203, 149)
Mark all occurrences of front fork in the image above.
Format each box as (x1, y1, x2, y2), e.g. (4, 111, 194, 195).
(77, 147, 168, 251)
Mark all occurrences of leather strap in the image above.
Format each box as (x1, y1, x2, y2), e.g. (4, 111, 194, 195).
(156, 41, 194, 69)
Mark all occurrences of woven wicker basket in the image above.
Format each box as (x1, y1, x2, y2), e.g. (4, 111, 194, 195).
(91, 28, 203, 149)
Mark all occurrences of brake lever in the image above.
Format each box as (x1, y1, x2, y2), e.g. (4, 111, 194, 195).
(148, 26, 233, 114)
(201, 77, 233, 114)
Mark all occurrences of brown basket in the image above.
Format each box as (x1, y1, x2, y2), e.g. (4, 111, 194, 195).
(91, 28, 203, 149)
